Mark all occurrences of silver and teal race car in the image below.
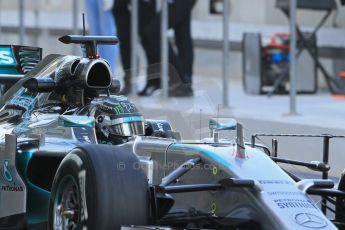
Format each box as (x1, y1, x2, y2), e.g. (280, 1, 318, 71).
(0, 35, 344, 230)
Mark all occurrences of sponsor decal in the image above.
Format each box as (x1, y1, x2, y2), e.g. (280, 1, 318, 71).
(99, 140, 113, 145)
(1, 184, 23, 192)
(267, 191, 301, 196)
(0, 47, 16, 66)
(294, 212, 327, 228)
(211, 202, 217, 212)
(274, 198, 317, 209)
(157, 122, 164, 131)
(120, 102, 137, 113)
(73, 127, 93, 143)
(82, 135, 91, 143)
(123, 116, 143, 123)
(3, 160, 13, 182)
(259, 180, 293, 185)
(98, 103, 113, 113)
(2, 160, 24, 192)
(113, 105, 124, 114)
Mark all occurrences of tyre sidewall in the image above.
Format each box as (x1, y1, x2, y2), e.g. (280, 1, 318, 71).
(48, 145, 149, 229)
(48, 152, 92, 230)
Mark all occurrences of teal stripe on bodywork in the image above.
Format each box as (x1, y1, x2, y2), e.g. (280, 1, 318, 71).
(25, 182, 50, 224)
(172, 144, 231, 170)
(63, 120, 95, 127)
(16, 151, 50, 224)
(0, 67, 18, 74)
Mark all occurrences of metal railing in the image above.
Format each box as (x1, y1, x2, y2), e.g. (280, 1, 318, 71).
(289, 0, 297, 115)
(130, 0, 139, 95)
(161, 0, 169, 99)
(222, 0, 230, 108)
(19, 0, 24, 44)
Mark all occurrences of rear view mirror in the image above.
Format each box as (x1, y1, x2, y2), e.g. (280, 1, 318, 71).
(209, 118, 237, 131)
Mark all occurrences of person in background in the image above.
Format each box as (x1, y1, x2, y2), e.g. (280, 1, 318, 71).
(112, 0, 157, 95)
(139, 0, 197, 97)
(85, 0, 118, 75)
(169, 0, 197, 97)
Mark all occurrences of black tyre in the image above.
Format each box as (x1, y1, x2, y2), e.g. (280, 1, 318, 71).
(48, 144, 149, 230)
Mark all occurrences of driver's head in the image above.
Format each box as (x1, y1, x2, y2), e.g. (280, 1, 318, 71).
(93, 96, 145, 144)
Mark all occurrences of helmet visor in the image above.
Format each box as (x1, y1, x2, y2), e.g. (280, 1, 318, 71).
(107, 121, 145, 137)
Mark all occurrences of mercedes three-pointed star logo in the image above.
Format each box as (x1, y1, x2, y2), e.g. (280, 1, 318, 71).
(294, 212, 327, 228)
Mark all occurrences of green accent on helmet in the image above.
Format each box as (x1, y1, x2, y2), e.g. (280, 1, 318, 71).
(113, 105, 124, 114)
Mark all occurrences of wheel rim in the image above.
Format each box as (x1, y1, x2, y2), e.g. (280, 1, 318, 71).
(53, 175, 80, 230)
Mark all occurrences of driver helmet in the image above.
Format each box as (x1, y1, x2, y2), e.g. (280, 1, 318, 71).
(92, 96, 145, 143)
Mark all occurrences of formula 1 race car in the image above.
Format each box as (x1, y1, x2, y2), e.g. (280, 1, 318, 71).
(0, 35, 344, 230)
